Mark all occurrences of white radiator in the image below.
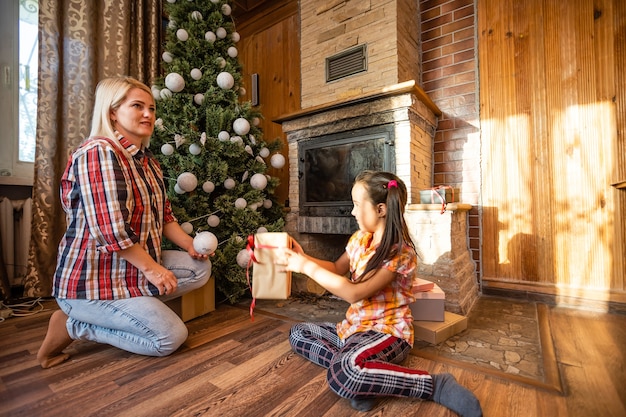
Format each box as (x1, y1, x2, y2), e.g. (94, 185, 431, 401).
(0, 197, 32, 287)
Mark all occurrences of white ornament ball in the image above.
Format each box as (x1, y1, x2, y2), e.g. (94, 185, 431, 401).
(167, 0, 176, 3)
(151, 86, 161, 100)
(234, 198, 247, 209)
(205, 31, 216, 43)
(263, 199, 273, 209)
(259, 147, 270, 158)
(221, 4, 232, 15)
(161, 143, 174, 156)
(244, 145, 253, 156)
(191, 11, 203, 21)
(174, 183, 185, 194)
(233, 118, 250, 135)
(235, 236, 244, 243)
(168, 19, 177, 30)
(231, 32, 240, 43)
(227, 46, 238, 58)
(162, 52, 173, 63)
(210, 0, 219, 3)
(207, 214, 220, 227)
(177, 172, 198, 192)
(176, 28, 189, 41)
(250, 173, 268, 190)
(216, 27, 227, 39)
(257, 227, 268, 234)
(216, 57, 226, 68)
(181, 222, 193, 234)
(249, 134, 256, 145)
(236, 249, 250, 268)
(202, 181, 215, 193)
(218, 131, 230, 141)
(160, 88, 172, 99)
(230, 136, 243, 146)
(216, 72, 234, 90)
(193, 231, 218, 255)
(238, 87, 246, 96)
(252, 117, 261, 126)
(194, 93, 205, 105)
(189, 143, 201, 155)
(270, 153, 286, 169)
(165, 73, 185, 93)
(190, 68, 202, 80)
(224, 178, 236, 189)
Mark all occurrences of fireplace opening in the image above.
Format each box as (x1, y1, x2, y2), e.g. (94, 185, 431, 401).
(298, 124, 396, 218)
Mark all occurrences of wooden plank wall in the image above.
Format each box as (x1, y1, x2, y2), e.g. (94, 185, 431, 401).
(235, 0, 300, 207)
(478, 0, 626, 304)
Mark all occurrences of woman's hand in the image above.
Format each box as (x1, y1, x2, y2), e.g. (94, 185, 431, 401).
(144, 266, 178, 295)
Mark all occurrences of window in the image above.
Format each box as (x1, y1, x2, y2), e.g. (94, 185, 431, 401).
(0, 0, 38, 185)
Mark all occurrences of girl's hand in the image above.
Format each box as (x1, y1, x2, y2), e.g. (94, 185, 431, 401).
(278, 248, 307, 274)
(290, 239, 305, 255)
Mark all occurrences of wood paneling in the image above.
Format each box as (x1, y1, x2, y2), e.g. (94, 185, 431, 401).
(236, 0, 300, 207)
(478, 0, 626, 303)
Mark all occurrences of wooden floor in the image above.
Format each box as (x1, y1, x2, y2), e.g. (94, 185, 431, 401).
(0, 297, 625, 417)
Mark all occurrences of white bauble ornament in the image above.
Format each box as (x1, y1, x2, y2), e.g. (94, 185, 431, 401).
(216, 57, 226, 68)
(166, 0, 176, 3)
(263, 199, 273, 209)
(270, 153, 286, 169)
(227, 46, 238, 58)
(161, 143, 174, 156)
(256, 156, 266, 165)
(259, 147, 270, 158)
(221, 4, 232, 15)
(202, 181, 215, 193)
(216, 72, 234, 90)
(224, 178, 236, 189)
(231, 32, 240, 43)
(160, 88, 172, 99)
(207, 214, 220, 227)
(151, 86, 161, 100)
(162, 52, 173, 63)
(165, 73, 185, 93)
(218, 130, 230, 141)
(233, 118, 250, 135)
(238, 87, 246, 96)
(194, 93, 205, 105)
(174, 184, 185, 194)
(168, 19, 177, 30)
(189, 143, 201, 155)
(235, 236, 244, 243)
(176, 28, 189, 41)
(230, 136, 243, 146)
(216, 27, 227, 39)
(250, 173, 268, 190)
(205, 31, 216, 43)
(244, 145, 253, 156)
(177, 172, 198, 192)
(236, 249, 250, 268)
(210, 0, 219, 3)
(190, 68, 202, 80)
(249, 134, 256, 145)
(234, 198, 247, 209)
(181, 222, 193, 234)
(252, 117, 261, 126)
(155, 118, 164, 130)
(242, 170, 249, 182)
(200, 132, 207, 145)
(193, 231, 218, 255)
(191, 11, 203, 21)
(257, 227, 268, 233)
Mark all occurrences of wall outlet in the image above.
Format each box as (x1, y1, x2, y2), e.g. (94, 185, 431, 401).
(0, 308, 13, 319)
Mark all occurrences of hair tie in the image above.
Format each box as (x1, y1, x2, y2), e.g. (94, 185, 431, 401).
(387, 180, 398, 189)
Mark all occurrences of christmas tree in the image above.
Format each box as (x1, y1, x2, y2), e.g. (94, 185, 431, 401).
(150, 0, 286, 304)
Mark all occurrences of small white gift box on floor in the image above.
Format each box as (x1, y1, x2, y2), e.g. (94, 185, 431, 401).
(409, 283, 445, 322)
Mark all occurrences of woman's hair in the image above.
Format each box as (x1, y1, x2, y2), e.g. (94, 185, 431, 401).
(89, 76, 153, 147)
(353, 170, 415, 281)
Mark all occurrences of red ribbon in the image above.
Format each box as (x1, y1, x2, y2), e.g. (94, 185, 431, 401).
(430, 186, 455, 214)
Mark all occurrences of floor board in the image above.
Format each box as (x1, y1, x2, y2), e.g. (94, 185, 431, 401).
(0, 298, 625, 416)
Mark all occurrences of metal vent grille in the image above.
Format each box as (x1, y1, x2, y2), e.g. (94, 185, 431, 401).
(326, 45, 367, 82)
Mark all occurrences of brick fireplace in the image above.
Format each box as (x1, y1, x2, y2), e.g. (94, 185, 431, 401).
(272, 0, 480, 314)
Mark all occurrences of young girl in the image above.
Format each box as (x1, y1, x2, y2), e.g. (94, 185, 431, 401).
(279, 171, 482, 416)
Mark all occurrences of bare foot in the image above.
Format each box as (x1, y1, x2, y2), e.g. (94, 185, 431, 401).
(37, 310, 73, 368)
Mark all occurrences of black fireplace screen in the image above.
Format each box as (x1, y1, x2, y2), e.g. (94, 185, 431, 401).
(299, 125, 395, 217)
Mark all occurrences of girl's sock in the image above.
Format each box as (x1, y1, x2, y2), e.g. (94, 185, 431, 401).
(431, 373, 483, 417)
(350, 398, 377, 412)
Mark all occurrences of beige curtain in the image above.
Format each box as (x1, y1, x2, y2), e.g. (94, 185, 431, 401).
(23, 0, 162, 297)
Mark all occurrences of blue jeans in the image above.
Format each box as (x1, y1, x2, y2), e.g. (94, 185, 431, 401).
(56, 250, 211, 357)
